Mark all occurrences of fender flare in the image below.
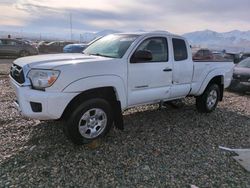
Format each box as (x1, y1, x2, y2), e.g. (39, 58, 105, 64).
(197, 69, 225, 96)
(62, 75, 127, 109)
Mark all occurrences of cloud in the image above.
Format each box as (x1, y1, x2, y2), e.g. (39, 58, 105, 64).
(0, 4, 30, 26)
(136, 0, 250, 23)
(11, 2, 164, 31)
(0, 0, 249, 35)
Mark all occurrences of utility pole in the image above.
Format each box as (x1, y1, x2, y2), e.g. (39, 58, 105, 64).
(80, 34, 82, 42)
(70, 13, 73, 41)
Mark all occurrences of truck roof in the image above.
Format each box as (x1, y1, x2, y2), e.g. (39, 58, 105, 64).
(114, 31, 183, 39)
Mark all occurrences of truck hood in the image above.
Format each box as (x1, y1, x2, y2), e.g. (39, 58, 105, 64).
(13, 53, 112, 69)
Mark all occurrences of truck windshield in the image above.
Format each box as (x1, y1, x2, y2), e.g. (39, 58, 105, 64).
(237, 58, 250, 68)
(83, 34, 139, 58)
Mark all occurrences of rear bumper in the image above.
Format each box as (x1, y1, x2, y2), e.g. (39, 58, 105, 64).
(10, 77, 78, 120)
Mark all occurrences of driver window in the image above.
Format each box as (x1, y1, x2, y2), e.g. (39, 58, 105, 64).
(133, 37, 168, 63)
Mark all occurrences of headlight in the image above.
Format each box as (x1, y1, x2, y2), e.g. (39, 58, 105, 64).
(28, 69, 60, 90)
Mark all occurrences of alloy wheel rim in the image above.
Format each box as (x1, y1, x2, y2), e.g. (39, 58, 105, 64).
(207, 89, 218, 109)
(78, 108, 107, 139)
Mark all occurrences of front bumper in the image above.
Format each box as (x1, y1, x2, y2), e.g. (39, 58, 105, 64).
(229, 79, 250, 92)
(10, 77, 78, 120)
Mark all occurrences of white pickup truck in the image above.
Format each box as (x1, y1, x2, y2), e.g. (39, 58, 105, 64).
(10, 32, 234, 144)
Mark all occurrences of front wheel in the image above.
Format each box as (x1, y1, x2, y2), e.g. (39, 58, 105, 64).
(65, 98, 113, 145)
(196, 84, 220, 113)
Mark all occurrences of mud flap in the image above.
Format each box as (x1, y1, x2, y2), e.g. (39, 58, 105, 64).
(219, 86, 224, 101)
(113, 101, 124, 130)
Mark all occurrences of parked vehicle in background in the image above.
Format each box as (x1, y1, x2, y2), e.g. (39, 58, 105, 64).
(229, 57, 250, 92)
(63, 44, 88, 53)
(37, 41, 50, 46)
(193, 49, 214, 61)
(0, 38, 39, 57)
(16, 39, 36, 46)
(212, 51, 226, 61)
(10, 32, 234, 145)
(223, 53, 241, 64)
(239, 52, 250, 62)
(38, 41, 73, 53)
(63, 37, 103, 53)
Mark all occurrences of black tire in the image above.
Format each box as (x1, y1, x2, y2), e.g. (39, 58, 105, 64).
(19, 50, 30, 57)
(64, 98, 113, 145)
(196, 84, 220, 113)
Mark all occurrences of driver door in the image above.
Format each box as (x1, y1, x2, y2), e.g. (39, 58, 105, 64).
(128, 37, 173, 106)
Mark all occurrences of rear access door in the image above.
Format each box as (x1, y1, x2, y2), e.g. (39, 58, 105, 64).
(169, 38, 193, 98)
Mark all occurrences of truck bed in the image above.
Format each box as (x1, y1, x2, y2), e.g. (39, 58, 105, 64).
(190, 60, 234, 95)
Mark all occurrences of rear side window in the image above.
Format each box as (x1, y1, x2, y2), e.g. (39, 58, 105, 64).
(172, 38, 188, 61)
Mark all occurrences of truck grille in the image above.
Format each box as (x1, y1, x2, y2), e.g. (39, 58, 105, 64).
(10, 64, 25, 84)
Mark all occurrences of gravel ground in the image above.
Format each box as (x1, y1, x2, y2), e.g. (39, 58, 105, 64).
(0, 59, 13, 75)
(0, 67, 250, 187)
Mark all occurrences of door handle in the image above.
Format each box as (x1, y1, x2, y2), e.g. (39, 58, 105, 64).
(135, 85, 149, 89)
(163, 68, 172, 72)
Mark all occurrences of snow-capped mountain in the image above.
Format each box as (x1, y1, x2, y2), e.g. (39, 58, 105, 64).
(222, 30, 250, 41)
(183, 30, 250, 52)
(82, 29, 250, 52)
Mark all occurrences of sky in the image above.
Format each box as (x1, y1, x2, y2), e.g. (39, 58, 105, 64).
(0, 0, 250, 38)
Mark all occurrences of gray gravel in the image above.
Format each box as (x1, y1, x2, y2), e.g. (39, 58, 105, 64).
(0, 59, 12, 75)
(0, 70, 250, 187)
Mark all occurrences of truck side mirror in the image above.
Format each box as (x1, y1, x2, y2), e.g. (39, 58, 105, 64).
(130, 50, 152, 63)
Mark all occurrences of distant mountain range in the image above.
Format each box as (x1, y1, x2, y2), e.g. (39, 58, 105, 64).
(1, 29, 250, 52)
(183, 30, 250, 52)
(81, 29, 250, 52)
(80, 29, 250, 52)
(80, 30, 121, 42)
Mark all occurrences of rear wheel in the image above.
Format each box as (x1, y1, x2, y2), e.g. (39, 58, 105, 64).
(64, 98, 113, 145)
(19, 50, 29, 57)
(196, 84, 220, 113)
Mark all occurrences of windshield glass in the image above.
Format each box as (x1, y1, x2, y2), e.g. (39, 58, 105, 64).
(238, 58, 250, 68)
(84, 34, 139, 58)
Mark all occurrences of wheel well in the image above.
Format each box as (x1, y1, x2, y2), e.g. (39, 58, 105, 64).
(207, 75, 224, 101)
(61, 87, 118, 120)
